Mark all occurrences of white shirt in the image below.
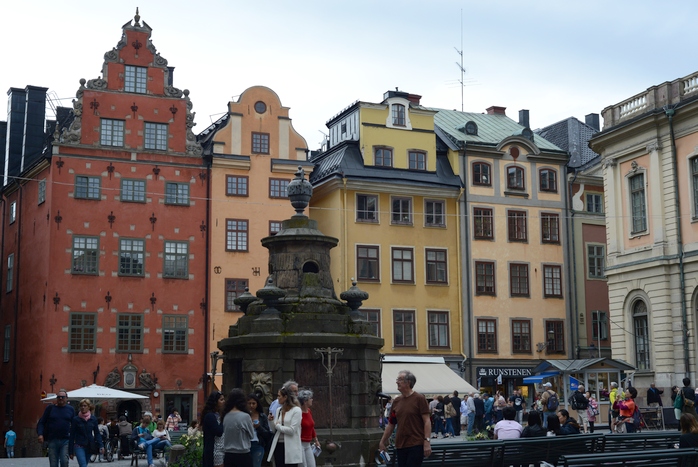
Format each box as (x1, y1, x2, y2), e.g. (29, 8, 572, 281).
(494, 420, 522, 439)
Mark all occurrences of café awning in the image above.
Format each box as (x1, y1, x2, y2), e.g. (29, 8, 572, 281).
(381, 356, 476, 397)
(522, 371, 560, 384)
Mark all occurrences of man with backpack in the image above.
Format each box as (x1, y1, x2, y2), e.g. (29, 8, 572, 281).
(568, 384, 590, 432)
(540, 382, 559, 428)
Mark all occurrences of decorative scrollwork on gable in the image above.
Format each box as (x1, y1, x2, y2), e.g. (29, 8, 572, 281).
(60, 79, 85, 145)
(164, 86, 183, 98)
(182, 89, 203, 157)
(86, 78, 108, 90)
(104, 49, 119, 63)
(153, 53, 168, 68)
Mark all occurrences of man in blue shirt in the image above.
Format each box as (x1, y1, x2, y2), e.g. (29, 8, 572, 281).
(4, 427, 16, 458)
(37, 390, 75, 467)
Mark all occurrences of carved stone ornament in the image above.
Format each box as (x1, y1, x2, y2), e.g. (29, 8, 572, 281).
(629, 160, 639, 174)
(60, 79, 85, 144)
(602, 158, 617, 169)
(154, 53, 168, 68)
(250, 372, 274, 406)
(104, 367, 121, 388)
(164, 86, 183, 98)
(186, 143, 203, 156)
(139, 369, 156, 390)
(86, 78, 108, 90)
(104, 49, 119, 63)
(646, 141, 661, 153)
(182, 89, 203, 156)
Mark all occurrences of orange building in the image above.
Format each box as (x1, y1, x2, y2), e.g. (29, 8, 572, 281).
(198, 86, 309, 367)
(0, 13, 207, 453)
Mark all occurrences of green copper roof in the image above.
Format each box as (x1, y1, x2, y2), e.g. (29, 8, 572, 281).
(429, 108, 563, 152)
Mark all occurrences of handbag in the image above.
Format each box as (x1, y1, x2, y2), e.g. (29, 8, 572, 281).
(683, 388, 695, 408)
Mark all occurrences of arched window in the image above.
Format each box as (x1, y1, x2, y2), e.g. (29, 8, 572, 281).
(392, 104, 406, 126)
(633, 300, 650, 370)
(507, 166, 525, 190)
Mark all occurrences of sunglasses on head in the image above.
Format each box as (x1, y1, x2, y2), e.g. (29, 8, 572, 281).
(57, 396, 66, 399)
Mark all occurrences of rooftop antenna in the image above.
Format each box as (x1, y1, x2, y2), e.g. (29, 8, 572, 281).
(454, 9, 466, 112)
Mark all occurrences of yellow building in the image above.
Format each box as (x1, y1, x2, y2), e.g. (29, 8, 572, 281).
(198, 86, 310, 366)
(309, 90, 463, 368)
(434, 107, 570, 393)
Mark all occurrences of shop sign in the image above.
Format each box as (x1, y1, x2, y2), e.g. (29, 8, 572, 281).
(476, 367, 533, 377)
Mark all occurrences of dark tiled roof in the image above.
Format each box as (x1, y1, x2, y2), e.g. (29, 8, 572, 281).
(310, 141, 461, 189)
(536, 117, 599, 168)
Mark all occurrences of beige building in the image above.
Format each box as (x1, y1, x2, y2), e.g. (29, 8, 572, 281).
(589, 70, 698, 401)
(198, 86, 310, 368)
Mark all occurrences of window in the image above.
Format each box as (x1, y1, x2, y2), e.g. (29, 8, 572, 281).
(252, 132, 270, 154)
(226, 176, 248, 197)
(165, 182, 189, 205)
(392, 248, 414, 283)
(361, 309, 381, 337)
(475, 261, 495, 295)
(391, 197, 412, 225)
(428, 311, 449, 348)
(374, 148, 392, 167)
(226, 278, 249, 312)
(629, 173, 647, 233)
(425, 200, 445, 227)
(693, 158, 698, 217)
(591, 310, 608, 341)
(121, 179, 146, 203)
(119, 239, 144, 276)
(163, 315, 188, 353)
(586, 193, 603, 213)
(72, 236, 99, 275)
(226, 219, 248, 251)
(269, 179, 290, 198)
(472, 162, 491, 186)
(541, 213, 560, 243)
(9, 202, 16, 224)
(588, 245, 605, 278)
(632, 300, 650, 370)
(164, 241, 188, 279)
(543, 265, 563, 298)
(408, 151, 426, 171)
(392, 104, 406, 126)
(75, 176, 100, 200)
(477, 318, 497, 352)
(426, 249, 447, 284)
(512, 320, 531, 353)
(507, 210, 527, 242)
(3, 326, 9, 362)
(539, 169, 557, 192)
(38, 179, 46, 204)
(6, 254, 14, 292)
(474, 208, 493, 239)
(357, 245, 379, 281)
(125, 66, 147, 93)
(117, 314, 142, 352)
(144, 122, 168, 150)
(507, 166, 525, 190)
(545, 320, 565, 353)
(269, 221, 282, 236)
(100, 119, 124, 147)
(393, 310, 415, 347)
(509, 263, 529, 297)
(357, 194, 378, 222)
(69, 313, 97, 352)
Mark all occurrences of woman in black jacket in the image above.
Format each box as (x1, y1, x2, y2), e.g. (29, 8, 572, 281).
(69, 399, 103, 467)
(521, 411, 546, 438)
(202, 391, 225, 467)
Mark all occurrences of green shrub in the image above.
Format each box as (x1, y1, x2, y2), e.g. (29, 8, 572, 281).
(170, 434, 203, 467)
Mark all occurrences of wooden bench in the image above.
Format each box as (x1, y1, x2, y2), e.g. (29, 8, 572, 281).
(130, 437, 170, 467)
(558, 448, 698, 467)
(388, 440, 503, 467)
(597, 431, 681, 452)
(498, 433, 603, 467)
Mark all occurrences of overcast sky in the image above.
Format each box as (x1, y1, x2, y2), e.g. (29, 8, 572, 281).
(2, 0, 697, 150)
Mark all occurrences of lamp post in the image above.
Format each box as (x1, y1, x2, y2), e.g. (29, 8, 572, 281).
(315, 346, 343, 461)
(210, 351, 222, 394)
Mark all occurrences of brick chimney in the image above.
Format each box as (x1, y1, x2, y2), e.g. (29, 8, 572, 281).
(486, 106, 506, 116)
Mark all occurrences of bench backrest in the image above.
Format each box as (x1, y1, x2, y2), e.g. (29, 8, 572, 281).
(598, 431, 681, 452)
(559, 448, 698, 467)
(499, 433, 603, 466)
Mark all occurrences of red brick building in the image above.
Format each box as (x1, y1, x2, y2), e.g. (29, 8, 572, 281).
(0, 13, 208, 454)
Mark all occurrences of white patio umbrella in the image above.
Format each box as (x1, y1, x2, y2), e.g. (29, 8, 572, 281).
(42, 384, 148, 401)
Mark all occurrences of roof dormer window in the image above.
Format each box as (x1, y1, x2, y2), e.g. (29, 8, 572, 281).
(392, 104, 406, 126)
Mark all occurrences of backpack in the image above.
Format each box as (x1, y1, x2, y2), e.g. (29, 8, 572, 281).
(546, 391, 559, 411)
(568, 394, 579, 410)
(632, 406, 642, 429)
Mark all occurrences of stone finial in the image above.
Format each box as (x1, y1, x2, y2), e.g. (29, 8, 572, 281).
(340, 279, 369, 321)
(256, 277, 285, 319)
(233, 287, 257, 315)
(134, 7, 141, 26)
(287, 166, 313, 218)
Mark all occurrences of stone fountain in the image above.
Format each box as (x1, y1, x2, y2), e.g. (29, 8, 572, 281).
(218, 167, 385, 466)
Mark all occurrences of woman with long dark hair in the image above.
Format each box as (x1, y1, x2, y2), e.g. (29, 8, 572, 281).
(267, 386, 302, 467)
(680, 413, 698, 448)
(247, 393, 271, 467)
(222, 389, 254, 467)
(202, 391, 225, 467)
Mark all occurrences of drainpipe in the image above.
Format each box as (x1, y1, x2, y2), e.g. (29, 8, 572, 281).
(455, 187, 465, 369)
(458, 147, 474, 383)
(204, 160, 212, 395)
(665, 106, 690, 376)
(567, 169, 580, 359)
(12, 185, 23, 424)
(342, 175, 348, 290)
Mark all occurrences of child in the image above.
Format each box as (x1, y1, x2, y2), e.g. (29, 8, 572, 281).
(4, 427, 16, 458)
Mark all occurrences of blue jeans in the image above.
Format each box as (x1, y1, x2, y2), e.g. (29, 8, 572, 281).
(74, 445, 90, 467)
(250, 441, 264, 467)
(48, 438, 70, 467)
(467, 412, 475, 435)
(140, 439, 170, 465)
(434, 417, 444, 434)
(6, 446, 14, 458)
(444, 418, 454, 436)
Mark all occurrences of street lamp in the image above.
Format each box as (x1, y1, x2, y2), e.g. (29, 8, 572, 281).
(536, 329, 557, 353)
(210, 351, 222, 393)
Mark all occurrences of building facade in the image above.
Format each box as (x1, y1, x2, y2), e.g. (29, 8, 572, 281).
(197, 85, 309, 365)
(589, 70, 698, 402)
(434, 107, 570, 396)
(0, 13, 207, 452)
(310, 91, 464, 369)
